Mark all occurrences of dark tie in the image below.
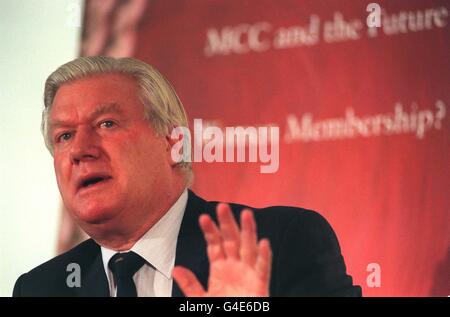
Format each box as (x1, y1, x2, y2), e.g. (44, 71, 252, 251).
(108, 251, 146, 297)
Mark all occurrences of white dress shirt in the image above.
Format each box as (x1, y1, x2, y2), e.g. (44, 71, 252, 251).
(100, 189, 188, 297)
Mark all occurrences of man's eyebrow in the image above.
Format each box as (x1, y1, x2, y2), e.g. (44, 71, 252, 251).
(48, 103, 124, 130)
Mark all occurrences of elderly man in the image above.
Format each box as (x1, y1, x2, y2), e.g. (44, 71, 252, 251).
(13, 56, 361, 297)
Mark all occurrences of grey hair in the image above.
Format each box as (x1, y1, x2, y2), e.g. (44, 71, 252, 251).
(42, 56, 193, 185)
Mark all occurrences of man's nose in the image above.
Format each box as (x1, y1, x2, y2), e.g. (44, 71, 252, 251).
(69, 127, 101, 164)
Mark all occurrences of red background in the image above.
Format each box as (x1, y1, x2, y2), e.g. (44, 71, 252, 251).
(91, 0, 449, 296)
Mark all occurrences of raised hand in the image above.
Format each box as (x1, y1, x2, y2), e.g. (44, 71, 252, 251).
(172, 203, 272, 297)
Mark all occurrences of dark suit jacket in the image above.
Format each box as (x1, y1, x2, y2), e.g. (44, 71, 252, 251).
(13, 190, 361, 296)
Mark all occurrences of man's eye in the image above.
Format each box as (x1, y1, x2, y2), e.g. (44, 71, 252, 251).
(57, 132, 72, 143)
(99, 120, 116, 129)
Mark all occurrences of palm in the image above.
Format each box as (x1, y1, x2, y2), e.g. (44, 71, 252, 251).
(173, 203, 272, 297)
(207, 259, 266, 296)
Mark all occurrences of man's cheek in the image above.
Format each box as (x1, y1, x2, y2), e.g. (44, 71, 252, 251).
(54, 163, 69, 193)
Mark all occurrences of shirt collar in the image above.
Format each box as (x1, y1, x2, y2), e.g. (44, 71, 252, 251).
(101, 189, 188, 279)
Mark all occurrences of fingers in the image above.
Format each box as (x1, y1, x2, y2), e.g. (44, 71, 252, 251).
(255, 239, 272, 284)
(199, 203, 271, 273)
(240, 209, 258, 266)
(197, 204, 273, 297)
(199, 214, 226, 262)
(217, 203, 241, 259)
(172, 266, 206, 297)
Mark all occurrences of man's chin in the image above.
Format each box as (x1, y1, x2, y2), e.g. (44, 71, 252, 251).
(71, 205, 119, 226)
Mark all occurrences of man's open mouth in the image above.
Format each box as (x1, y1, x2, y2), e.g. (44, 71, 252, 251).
(77, 175, 112, 192)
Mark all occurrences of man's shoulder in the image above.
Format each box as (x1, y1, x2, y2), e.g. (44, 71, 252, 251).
(26, 239, 99, 275)
(196, 192, 332, 242)
(201, 193, 323, 225)
(13, 239, 99, 296)
(192, 194, 359, 296)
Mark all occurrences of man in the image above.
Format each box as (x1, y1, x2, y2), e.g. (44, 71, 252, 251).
(13, 56, 361, 297)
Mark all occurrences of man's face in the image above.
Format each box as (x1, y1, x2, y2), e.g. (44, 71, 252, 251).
(50, 73, 171, 230)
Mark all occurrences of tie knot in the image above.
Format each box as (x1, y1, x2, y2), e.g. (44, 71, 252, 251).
(108, 251, 146, 279)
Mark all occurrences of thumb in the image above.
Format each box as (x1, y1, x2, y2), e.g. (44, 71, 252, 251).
(172, 266, 206, 297)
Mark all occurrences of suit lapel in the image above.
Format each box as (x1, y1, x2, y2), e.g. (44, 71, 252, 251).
(172, 190, 210, 297)
(75, 241, 110, 297)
